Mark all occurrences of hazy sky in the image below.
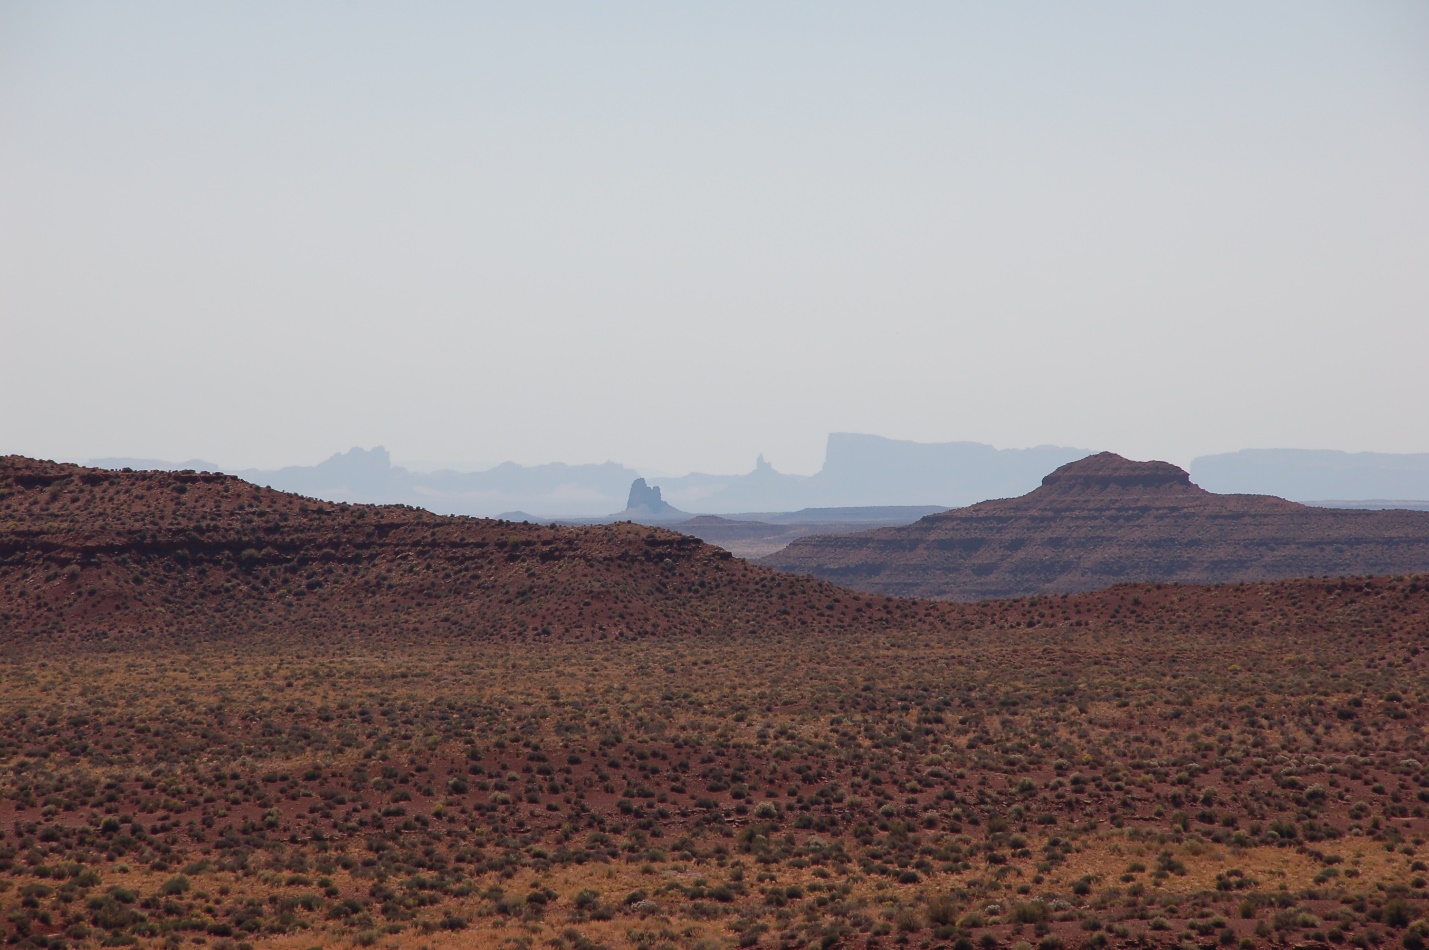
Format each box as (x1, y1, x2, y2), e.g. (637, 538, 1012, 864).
(4, 2, 1427, 475)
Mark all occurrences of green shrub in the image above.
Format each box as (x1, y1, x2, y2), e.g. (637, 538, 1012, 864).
(1386, 900, 1417, 929)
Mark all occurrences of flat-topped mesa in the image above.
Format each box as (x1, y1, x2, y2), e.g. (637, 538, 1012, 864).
(760, 450, 1429, 599)
(1038, 452, 1194, 493)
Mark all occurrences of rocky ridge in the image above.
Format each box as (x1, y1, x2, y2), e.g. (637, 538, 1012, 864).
(0, 456, 916, 646)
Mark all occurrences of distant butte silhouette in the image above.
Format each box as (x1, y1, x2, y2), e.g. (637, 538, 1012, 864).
(759, 452, 1429, 600)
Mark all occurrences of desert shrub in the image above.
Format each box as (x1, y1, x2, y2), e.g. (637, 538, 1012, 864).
(1385, 900, 1418, 929)
(926, 896, 959, 927)
(893, 907, 921, 933)
(1011, 901, 1048, 924)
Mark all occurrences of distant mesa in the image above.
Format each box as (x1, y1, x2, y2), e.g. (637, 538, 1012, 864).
(85, 438, 1429, 522)
(650, 435, 1089, 513)
(554, 480, 946, 558)
(760, 452, 1429, 600)
(1191, 448, 1429, 504)
(86, 435, 1094, 520)
(94, 448, 642, 519)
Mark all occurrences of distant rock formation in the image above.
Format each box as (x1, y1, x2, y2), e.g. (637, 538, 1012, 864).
(91, 449, 640, 519)
(607, 478, 690, 524)
(89, 434, 1092, 519)
(759, 452, 1429, 600)
(626, 478, 676, 514)
(654, 435, 1090, 512)
(1191, 449, 1429, 504)
(93, 441, 1429, 520)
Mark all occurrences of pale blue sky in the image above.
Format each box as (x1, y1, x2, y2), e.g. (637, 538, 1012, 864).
(3, 2, 1427, 474)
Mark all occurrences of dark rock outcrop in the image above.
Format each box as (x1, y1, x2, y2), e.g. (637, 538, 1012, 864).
(759, 453, 1429, 600)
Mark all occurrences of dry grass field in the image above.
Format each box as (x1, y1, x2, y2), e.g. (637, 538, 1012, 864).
(3, 458, 1429, 949)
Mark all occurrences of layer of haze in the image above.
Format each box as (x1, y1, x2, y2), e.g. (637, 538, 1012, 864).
(3, 3, 1427, 475)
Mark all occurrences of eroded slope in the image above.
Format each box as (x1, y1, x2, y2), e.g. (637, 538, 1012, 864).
(759, 453, 1429, 600)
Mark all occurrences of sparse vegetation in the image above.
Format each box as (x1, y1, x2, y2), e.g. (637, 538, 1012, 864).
(2, 458, 1429, 947)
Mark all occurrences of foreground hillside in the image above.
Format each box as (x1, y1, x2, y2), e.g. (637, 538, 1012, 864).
(4, 458, 1429, 949)
(760, 453, 1429, 600)
(0, 456, 894, 646)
